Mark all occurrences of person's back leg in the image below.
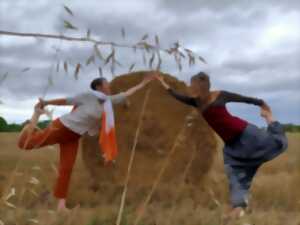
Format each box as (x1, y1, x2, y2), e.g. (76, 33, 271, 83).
(18, 105, 46, 149)
(267, 121, 288, 151)
(18, 107, 65, 150)
(261, 103, 288, 156)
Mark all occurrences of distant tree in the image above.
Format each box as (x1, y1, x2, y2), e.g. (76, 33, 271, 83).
(6, 123, 22, 132)
(283, 124, 300, 132)
(0, 116, 8, 131)
(0, 117, 51, 132)
(37, 120, 51, 129)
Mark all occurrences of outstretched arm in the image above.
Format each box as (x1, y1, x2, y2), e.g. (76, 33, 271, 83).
(123, 74, 155, 97)
(42, 98, 71, 106)
(156, 75, 198, 107)
(109, 73, 155, 105)
(221, 91, 264, 106)
(41, 93, 88, 107)
(221, 91, 275, 124)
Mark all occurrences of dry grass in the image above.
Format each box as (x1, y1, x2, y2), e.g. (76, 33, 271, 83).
(0, 132, 299, 225)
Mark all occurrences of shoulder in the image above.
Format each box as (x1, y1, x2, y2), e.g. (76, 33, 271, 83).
(78, 92, 99, 101)
(82, 92, 95, 98)
(212, 90, 222, 95)
(209, 90, 226, 105)
(211, 90, 223, 100)
(216, 90, 227, 95)
(216, 90, 233, 98)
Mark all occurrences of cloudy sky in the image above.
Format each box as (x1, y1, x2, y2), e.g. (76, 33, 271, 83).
(0, 0, 299, 126)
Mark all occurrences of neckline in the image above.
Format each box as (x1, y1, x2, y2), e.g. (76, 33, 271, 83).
(200, 91, 222, 112)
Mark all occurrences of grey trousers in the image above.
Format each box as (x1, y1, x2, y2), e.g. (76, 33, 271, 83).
(223, 121, 288, 208)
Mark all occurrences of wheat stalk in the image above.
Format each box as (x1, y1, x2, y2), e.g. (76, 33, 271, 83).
(133, 121, 188, 225)
(116, 88, 151, 225)
(165, 143, 198, 225)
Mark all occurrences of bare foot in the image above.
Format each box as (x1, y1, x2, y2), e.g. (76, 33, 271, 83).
(260, 103, 274, 124)
(57, 199, 70, 213)
(223, 207, 245, 225)
(25, 105, 44, 129)
(34, 104, 46, 116)
(230, 207, 245, 219)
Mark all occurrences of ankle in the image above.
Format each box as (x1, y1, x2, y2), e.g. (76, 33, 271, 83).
(266, 115, 275, 125)
(57, 198, 67, 211)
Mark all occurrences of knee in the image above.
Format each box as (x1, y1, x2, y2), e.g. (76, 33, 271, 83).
(280, 136, 288, 152)
(274, 134, 288, 153)
(17, 138, 34, 150)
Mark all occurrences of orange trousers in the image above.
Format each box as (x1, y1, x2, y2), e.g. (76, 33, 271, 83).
(18, 119, 81, 199)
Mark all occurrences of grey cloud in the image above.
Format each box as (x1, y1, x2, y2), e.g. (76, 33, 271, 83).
(0, 0, 299, 125)
(158, 0, 300, 14)
(220, 48, 300, 75)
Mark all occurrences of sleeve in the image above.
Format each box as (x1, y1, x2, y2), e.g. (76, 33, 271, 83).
(221, 91, 264, 106)
(110, 92, 127, 105)
(168, 89, 198, 107)
(65, 93, 87, 105)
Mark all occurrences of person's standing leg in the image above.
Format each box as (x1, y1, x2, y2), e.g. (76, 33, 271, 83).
(224, 164, 259, 216)
(54, 140, 79, 211)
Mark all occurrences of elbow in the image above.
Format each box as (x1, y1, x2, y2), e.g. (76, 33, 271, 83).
(18, 130, 34, 150)
(259, 99, 266, 106)
(123, 91, 131, 98)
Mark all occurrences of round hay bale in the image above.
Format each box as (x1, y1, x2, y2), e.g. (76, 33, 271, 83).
(81, 71, 217, 189)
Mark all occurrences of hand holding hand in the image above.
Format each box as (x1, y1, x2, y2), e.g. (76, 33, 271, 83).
(142, 72, 156, 84)
(155, 74, 170, 89)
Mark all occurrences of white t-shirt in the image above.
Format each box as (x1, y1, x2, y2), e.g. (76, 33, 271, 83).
(60, 92, 126, 136)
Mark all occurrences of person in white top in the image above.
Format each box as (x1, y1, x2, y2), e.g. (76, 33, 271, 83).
(18, 72, 155, 211)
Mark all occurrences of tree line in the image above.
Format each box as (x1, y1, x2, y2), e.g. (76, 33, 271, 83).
(0, 117, 50, 132)
(0, 116, 299, 133)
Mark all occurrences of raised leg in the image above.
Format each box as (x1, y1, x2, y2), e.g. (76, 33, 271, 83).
(267, 121, 288, 151)
(260, 103, 288, 158)
(18, 106, 46, 149)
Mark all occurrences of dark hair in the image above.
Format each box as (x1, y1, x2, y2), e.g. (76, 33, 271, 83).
(90, 78, 106, 90)
(191, 72, 211, 90)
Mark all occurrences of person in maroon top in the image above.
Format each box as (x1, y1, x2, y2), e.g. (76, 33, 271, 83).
(155, 72, 288, 220)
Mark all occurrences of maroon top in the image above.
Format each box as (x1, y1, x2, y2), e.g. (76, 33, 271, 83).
(168, 89, 264, 143)
(202, 106, 248, 142)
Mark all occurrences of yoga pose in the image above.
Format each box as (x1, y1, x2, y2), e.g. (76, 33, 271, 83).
(156, 72, 288, 218)
(18, 73, 154, 211)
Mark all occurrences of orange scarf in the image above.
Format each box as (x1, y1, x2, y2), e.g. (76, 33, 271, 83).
(92, 91, 118, 163)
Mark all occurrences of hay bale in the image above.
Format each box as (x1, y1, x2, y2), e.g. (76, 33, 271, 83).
(81, 71, 217, 189)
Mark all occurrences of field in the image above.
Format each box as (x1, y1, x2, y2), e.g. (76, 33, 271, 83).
(0, 132, 299, 225)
